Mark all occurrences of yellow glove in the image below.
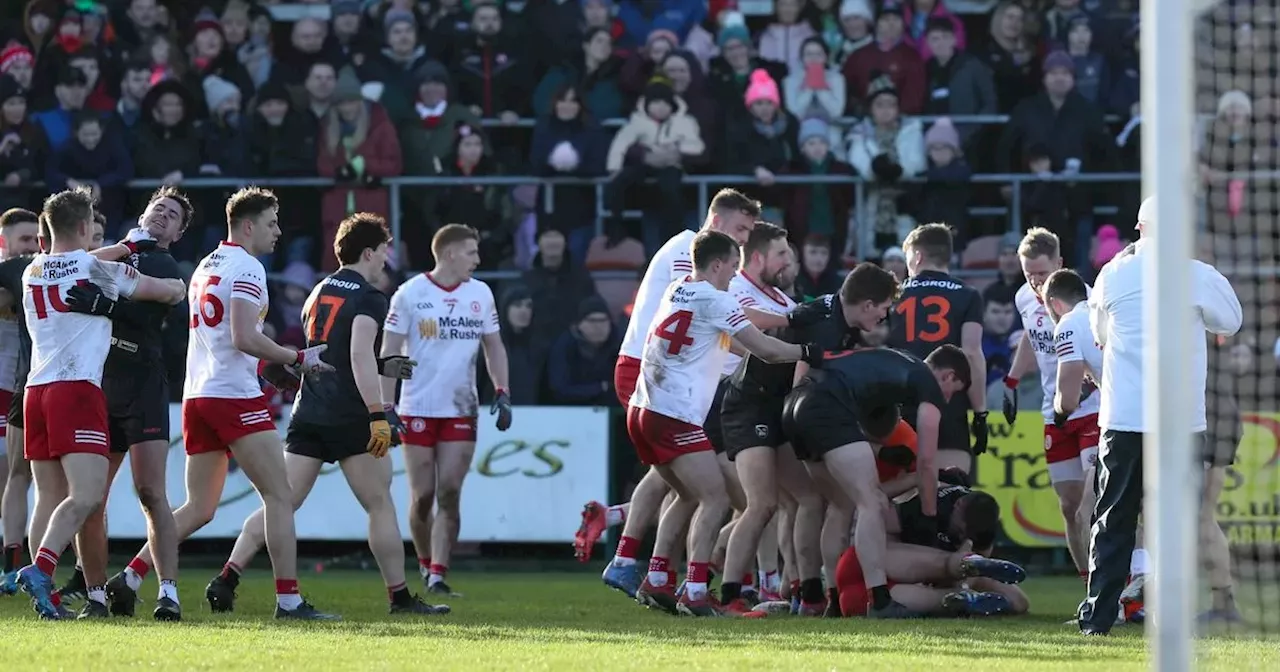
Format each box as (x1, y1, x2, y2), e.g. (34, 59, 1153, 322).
(368, 410, 392, 458)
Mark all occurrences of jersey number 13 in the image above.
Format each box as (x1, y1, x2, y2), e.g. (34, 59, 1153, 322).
(896, 295, 951, 343)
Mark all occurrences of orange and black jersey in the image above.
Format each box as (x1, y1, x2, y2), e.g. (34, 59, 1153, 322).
(887, 271, 983, 361)
(292, 269, 388, 426)
(818, 347, 946, 415)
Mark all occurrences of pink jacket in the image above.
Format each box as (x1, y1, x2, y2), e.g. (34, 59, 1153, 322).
(903, 2, 966, 61)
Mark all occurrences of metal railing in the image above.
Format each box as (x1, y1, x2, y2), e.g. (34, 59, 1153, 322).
(119, 171, 1148, 265)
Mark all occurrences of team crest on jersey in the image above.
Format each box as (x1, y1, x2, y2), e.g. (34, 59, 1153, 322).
(470, 301, 481, 314)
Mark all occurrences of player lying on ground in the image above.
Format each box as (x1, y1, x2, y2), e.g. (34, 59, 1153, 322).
(630, 230, 825, 617)
(834, 481, 1029, 618)
(379, 223, 511, 599)
(12, 188, 185, 620)
(207, 213, 448, 616)
(105, 187, 338, 620)
(55, 188, 192, 621)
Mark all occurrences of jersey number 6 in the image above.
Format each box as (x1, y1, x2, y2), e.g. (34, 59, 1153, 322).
(896, 295, 951, 343)
(653, 310, 694, 355)
(190, 275, 224, 328)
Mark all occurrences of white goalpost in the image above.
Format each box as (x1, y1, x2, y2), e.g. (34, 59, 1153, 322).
(1142, 0, 1218, 669)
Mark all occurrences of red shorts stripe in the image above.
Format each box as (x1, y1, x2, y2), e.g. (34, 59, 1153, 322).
(400, 416, 477, 447)
(0, 389, 11, 439)
(613, 356, 641, 407)
(24, 381, 109, 460)
(182, 396, 275, 455)
(625, 406, 712, 466)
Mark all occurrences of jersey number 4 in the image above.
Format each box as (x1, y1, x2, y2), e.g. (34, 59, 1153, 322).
(653, 310, 694, 355)
(303, 295, 345, 342)
(190, 275, 224, 328)
(896, 296, 951, 343)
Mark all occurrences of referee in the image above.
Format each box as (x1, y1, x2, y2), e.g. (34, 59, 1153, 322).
(1079, 196, 1242, 635)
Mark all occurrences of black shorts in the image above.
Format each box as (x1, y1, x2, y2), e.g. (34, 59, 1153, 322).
(8, 382, 22, 431)
(285, 420, 371, 464)
(104, 367, 170, 453)
(720, 382, 787, 461)
(781, 382, 865, 462)
(703, 377, 730, 454)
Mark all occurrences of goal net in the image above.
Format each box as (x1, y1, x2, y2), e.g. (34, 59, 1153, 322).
(1195, 0, 1279, 637)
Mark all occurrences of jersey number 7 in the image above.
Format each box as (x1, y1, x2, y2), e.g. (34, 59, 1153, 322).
(304, 295, 345, 342)
(653, 310, 694, 355)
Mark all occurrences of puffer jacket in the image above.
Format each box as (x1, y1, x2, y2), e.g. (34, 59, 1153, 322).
(604, 96, 704, 172)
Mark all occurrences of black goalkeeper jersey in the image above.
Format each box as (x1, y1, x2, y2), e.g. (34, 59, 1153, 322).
(291, 269, 388, 427)
(103, 248, 184, 376)
(0, 255, 34, 385)
(896, 482, 971, 551)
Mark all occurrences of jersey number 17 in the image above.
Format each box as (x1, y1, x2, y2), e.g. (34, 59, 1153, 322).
(303, 295, 345, 343)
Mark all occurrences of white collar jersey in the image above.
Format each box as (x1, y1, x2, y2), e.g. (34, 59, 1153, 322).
(1016, 282, 1098, 422)
(619, 230, 695, 360)
(722, 270, 795, 376)
(1088, 240, 1243, 432)
(184, 242, 269, 399)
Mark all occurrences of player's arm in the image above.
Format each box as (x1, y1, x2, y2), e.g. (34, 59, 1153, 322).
(378, 331, 407, 405)
(733, 325, 811, 364)
(880, 471, 919, 498)
(481, 331, 510, 391)
(105, 254, 184, 327)
(914, 402, 941, 517)
(1195, 262, 1243, 336)
(122, 268, 185, 305)
(230, 298, 302, 364)
(1054, 358, 1086, 417)
(960, 321, 987, 413)
(744, 306, 788, 330)
(1007, 330, 1037, 382)
(352, 314, 385, 409)
(1088, 270, 1110, 348)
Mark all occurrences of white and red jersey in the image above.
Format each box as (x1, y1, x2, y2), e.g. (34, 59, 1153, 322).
(722, 271, 795, 375)
(619, 230, 695, 360)
(0, 301, 18, 392)
(631, 278, 752, 426)
(23, 250, 139, 387)
(184, 242, 269, 400)
(1054, 301, 1104, 401)
(1015, 282, 1097, 422)
(385, 273, 500, 418)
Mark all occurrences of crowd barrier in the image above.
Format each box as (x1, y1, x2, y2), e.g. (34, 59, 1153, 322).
(974, 411, 1280, 548)
(98, 405, 610, 543)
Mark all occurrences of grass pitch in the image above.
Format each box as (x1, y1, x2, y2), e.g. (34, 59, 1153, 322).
(1, 570, 1277, 671)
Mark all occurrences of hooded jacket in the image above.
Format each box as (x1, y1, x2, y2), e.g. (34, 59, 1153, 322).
(605, 94, 704, 172)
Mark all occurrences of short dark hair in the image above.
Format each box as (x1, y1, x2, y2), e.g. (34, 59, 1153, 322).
(839, 262, 900, 306)
(72, 111, 101, 132)
(225, 186, 278, 228)
(146, 185, 194, 232)
(93, 210, 106, 227)
(983, 283, 1016, 307)
(802, 232, 831, 249)
(708, 188, 761, 219)
(743, 221, 787, 263)
(123, 56, 152, 76)
(1042, 268, 1089, 306)
(957, 491, 1000, 551)
(902, 223, 954, 268)
(41, 187, 96, 239)
(925, 17, 955, 35)
(335, 213, 391, 265)
(691, 230, 738, 271)
(431, 223, 479, 259)
(925, 343, 972, 390)
(0, 208, 38, 228)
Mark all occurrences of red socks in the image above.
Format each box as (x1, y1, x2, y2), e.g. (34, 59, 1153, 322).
(429, 564, 448, 579)
(647, 556, 669, 574)
(688, 562, 710, 584)
(222, 562, 242, 580)
(34, 547, 58, 576)
(616, 536, 640, 560)
(127, 557, 151, 579)
(275, 578, 299, 595)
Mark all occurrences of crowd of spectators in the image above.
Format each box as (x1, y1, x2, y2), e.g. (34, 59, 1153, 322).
(0, 0, 1275, 408)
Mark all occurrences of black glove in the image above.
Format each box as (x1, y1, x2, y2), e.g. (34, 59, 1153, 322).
(261, 362, 300, 394)
(787, 298, 830, 330)
(971, 411, 989, 455)
(337, 163, 357, 181)
(491, 388, 512, 431)
(65, 283, 116, 318)
(799, 343, 825, 369)
(1001, 376, 1018, 425)
(383, 404, 405, 447)
(377, 355, 417, 380)
(870, 153, 904, 182)
(1053, 409, 1069, 429)
(938, 466, 971, 488)
(1079, 379, 1097, 404)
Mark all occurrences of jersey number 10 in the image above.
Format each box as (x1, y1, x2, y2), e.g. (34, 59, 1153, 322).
(29, 282, 83, 320)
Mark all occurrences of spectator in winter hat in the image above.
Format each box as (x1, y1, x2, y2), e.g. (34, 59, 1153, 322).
(831, 0, 875, 67)
(903, 0, 967, 61)
(0, 42, 34, 90)
(1092, 224, 1124, 270)
(785, 115, 856, 256)
(920, 117, 973, 236)
(450, 2, 533, 122)
(847, 73, 926, 249)
(1064, 14, 1109, 105)
(709, 21, 786, 119)
(546, 294, 619, 407)
(841, 0, 926, 115)
(0, 74, 44, 211)
(330, 0, 369, 67)
(359, 7, 432, 125)
(784, 37, 846, 125)
(725, 69, 797, 206)
(246, 77, 320, 179)
(621, 28, 678, 100)
(881, 246, 908, 281)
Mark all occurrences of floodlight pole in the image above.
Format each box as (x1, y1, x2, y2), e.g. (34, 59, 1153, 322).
(1141, 0, 1197, 671)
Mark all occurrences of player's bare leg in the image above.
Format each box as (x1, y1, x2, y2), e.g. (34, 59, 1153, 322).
(70, 453, 125, 617)
(403, 443, 437, 585)
(1, 429, 31, 594)
(778, 444, 823, 611)
(426, 440, 474, 597)
(823, 441, 913, 618)
(1052, 478, 1088, 573)
(129, 439, 180, 614)
(936, 448, 972, 474)
(1199, 465, 1238, 623)
(805, 459, 852, 614)
(712, 513, 736, 574)
(639, 452, 729, 616)
(776, 491, 798, 599)
(603, 467, 670, 597)
(19, 454, 108, 619)
(342, 452, 449, 615)
(721, 445, 778, 611)
(755, 512, 781, 597)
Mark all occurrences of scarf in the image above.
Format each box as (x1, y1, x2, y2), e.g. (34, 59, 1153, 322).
(416, 100, 447, 128)
(872, 122, 903, 235)
(753, 113, 788, 140)
(807, 157, 834, 235)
